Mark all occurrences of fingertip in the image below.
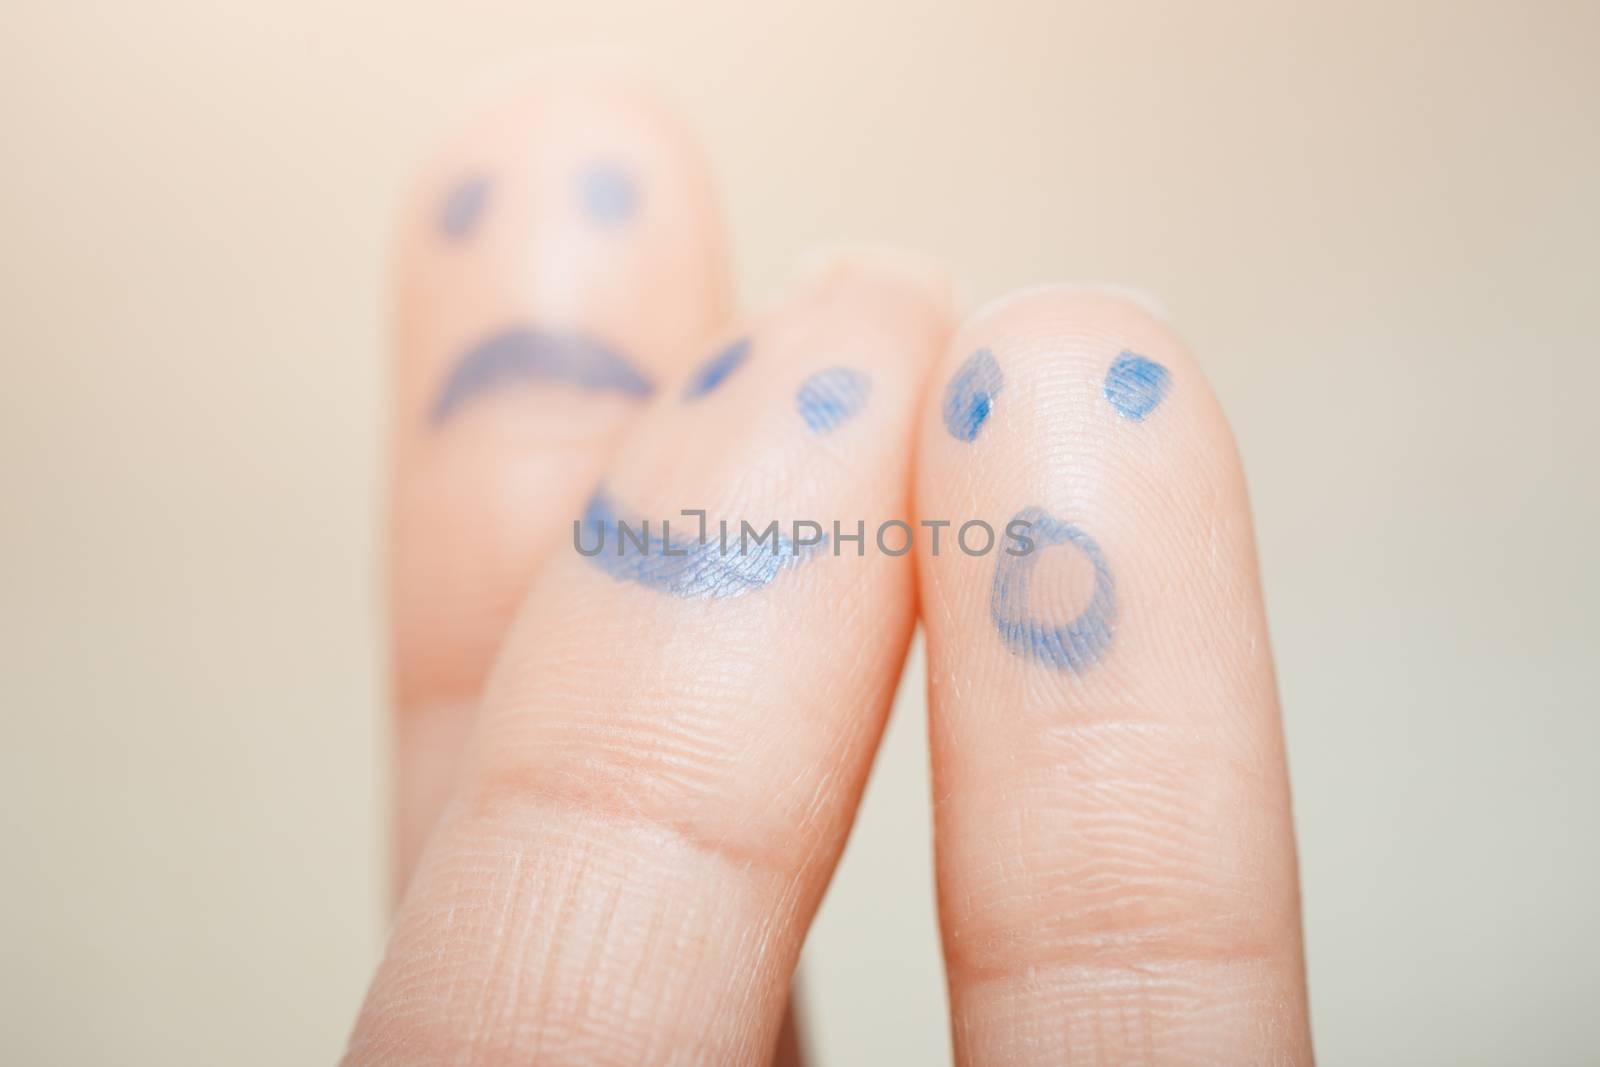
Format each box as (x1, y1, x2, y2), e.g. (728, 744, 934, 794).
(920, 283, 1241, 502)
(395, 74, 733, 424)
(913, 282, 1307, 1063)
(402, 72, 723, 246)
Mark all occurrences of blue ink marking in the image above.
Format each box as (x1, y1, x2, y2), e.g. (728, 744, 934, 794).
(942, 348, 1004, 442)
(1103, 352, 1170, 420)
(577, 487, 820, 598)
(681, 337, 751, 401)
(796, 367, 872, 434)
(431, 327, 653, 424)
(578, 162, 636, 225)
(438, 176, 490, 240)
(991, 506, 1116, 673)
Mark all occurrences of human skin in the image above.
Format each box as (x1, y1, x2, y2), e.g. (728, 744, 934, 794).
(356, 77, 1312, 1065)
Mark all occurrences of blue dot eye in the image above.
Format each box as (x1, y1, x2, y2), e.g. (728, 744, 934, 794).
(682, 338, 751, 401)
(579, 162, 637, 226)
(438, 175, 490, 240)
(943, 348, 1003, 442)
(1103, 352, 1171, 420)
(796, 367, 872, 434)
(969, 392, 991, 427)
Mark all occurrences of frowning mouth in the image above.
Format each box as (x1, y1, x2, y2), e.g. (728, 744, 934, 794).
(430, 325, 655, 424)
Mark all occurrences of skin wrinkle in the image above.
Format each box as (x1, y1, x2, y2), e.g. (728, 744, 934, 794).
(477, 690, 820, 861)
(471, 845, 525, 1055)
(471, 764, 800, 879)
(562, 874, 623, 1056)
(357, 854, 493, 1061)
(397, 815, 772, 1064)
(943, 776, 1274, 976)
(955, 957, 1286, 1067)
(471, 855, 526, 1058)
(541, 693, 749, 792)
(947, 879, 1284, 984)
(577, 869, 682, 1058)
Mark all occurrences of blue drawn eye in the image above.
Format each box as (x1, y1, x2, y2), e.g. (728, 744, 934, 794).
(943, 348, 1003, 442)
(1103, 352, 1170, 420)
(682, 338, 751, 401)
(438, 175, 490, 240)
(579, 162, 637, 226)
(796, 367, 872, 434)
(430, 327, 653, 424)
(991, 506, 1116, 673)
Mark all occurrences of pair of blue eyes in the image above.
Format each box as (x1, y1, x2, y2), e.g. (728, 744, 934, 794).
(681, 340, 872, 435)
(438, 163, 637, 241)
(942, 348, 1170, 441)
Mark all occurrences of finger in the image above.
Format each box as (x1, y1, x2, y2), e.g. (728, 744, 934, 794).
(915, 286, 1311, 1064)
(390, 78, 731, 888)
(348, 256, 953, 1065)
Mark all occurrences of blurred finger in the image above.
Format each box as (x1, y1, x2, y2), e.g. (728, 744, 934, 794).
(348, 256, 952, 1065)
(915, 287, 1311, 1064)
(390, 78, 731, 887)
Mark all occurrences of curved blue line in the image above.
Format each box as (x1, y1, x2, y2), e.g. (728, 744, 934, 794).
(576, 487, 820, 598)
(991, 506, 1116, 673)
(431, 326, 654, 424)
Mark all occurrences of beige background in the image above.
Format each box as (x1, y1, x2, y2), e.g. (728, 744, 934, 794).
(2, 1, 1596, 1063)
